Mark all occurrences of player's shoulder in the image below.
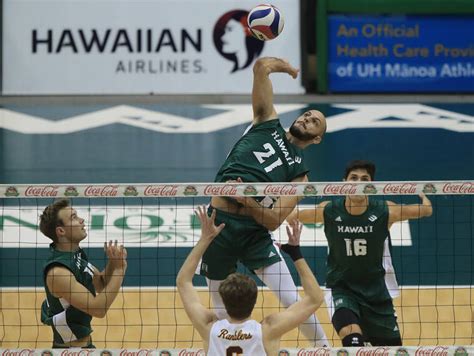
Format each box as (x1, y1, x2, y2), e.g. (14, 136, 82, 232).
(46, 265, 73, 278)
(319, 200, 331, 208)
(251, 118, 280, 130)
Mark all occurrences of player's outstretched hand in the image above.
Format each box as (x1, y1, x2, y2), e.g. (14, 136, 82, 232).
(104, 240, 128, 272)
(195, 206, 225, 243)
(286, 219, 303, 246)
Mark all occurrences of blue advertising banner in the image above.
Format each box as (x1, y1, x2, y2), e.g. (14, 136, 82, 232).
(328, 15, 474, 92)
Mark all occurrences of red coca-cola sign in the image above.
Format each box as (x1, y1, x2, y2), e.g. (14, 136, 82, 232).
(442, 182, 474, 194)
(356, 347, 390, 356)
(383, 183, 417, 195)
(84, 185, 118, 197)
(144, 185, 178, 197)
(2, 350, 35, 356)
(203, 185, 237, 196)
(415, 346, 449, 356)
(263, 184, 297, 195)
(60, 350, 94, 356)
(119, 350, 153, 356)
(323, 183, 357, 195)
(25, 185, 59, 197)
(177, 350, 205, 356)
(297, 348, 331, 356)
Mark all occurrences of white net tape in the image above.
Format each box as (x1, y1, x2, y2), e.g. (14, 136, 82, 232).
(1, 181, 473, 198)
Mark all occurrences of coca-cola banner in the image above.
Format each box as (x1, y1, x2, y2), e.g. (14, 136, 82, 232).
(0, 346, 472, 355)
(1, 182, 473, 199)
(2, 0, 302, 94)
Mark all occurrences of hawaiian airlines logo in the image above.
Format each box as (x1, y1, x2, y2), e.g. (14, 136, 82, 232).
(213, 10, 264, 73)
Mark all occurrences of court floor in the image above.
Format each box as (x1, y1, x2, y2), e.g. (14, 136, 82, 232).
(1, 288, 472, 348)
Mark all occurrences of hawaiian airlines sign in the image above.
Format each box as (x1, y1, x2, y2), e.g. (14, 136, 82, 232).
(2, 0, 302, 94)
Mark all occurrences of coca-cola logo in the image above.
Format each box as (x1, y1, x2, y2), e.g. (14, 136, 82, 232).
(144, 185, 178, 197)
(25, 185, 59, 197)
(177, 350, 205, 356)
(296, 347, 331, 356)
(60, 350, 94, 356)
(84, 185, 118, 197)
(415, 346, 449, 356)
(323, 184, 357, 195)
(383, 183, 417, 195)
(356, 347, 390, 356)
(442, 182, 474, 194)
(203, 184, 237, 196)
(263, 184, 297, 195)
(119, 349, 153, 356)
(2, 350, 35, 356)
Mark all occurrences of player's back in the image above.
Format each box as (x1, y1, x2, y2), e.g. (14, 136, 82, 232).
(207, 319, 267, 356)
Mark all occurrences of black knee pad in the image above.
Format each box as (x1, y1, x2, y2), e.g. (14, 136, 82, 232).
(332, 308, 360, 333)
(342, 333, 365, 347)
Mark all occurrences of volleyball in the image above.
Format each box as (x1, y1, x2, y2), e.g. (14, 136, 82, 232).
(247, 4, 284, 41)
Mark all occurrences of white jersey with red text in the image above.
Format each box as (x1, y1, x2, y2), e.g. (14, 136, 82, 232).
(207, 319, 266, 356)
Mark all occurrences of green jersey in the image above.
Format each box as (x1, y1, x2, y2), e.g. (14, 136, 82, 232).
(41, 244, 96, 344)
(324, 198, 391, 302)
(215, 120, 309, 185)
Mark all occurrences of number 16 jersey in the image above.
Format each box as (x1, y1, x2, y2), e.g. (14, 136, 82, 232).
(324, 198, 392, 303)
(215, 120, 308, 184)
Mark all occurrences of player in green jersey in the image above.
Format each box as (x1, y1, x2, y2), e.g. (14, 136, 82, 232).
(287, 160, 433, 346)
(200, 57, 329, 346)
(39, 199, 127, 348)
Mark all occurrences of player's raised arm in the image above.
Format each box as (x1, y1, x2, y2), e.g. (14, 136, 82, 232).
(262, 220, 324, 339)
(252, 57, 299, 125)
(387, 193, 433, 225)
(236, 175, 307, 231)
(176, 207, 224, 339)
(287, 201, 330, 225)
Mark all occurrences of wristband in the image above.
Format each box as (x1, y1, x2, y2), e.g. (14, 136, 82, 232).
(281, 244, 303, 262)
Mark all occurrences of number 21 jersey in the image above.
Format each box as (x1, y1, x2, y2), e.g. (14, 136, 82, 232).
(215, 120, 308, 184)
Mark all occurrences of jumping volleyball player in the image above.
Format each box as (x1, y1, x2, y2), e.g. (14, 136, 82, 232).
(198, 56, 329, 346)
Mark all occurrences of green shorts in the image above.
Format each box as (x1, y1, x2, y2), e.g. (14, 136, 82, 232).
(332, 289, 400, 340)
(200, 207, 282, 280)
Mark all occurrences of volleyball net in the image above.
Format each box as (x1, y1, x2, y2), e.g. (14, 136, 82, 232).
(0, 181, 473, 354)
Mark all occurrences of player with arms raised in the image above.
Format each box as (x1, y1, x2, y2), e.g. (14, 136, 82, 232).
(200, 56, 329, 345)
(288, 160, 433, 346)
(179, 207, 324, 355)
